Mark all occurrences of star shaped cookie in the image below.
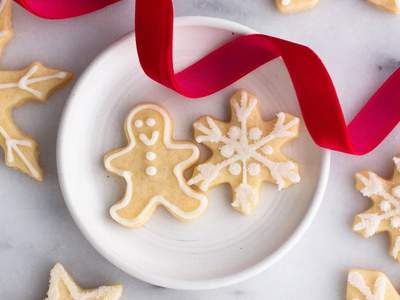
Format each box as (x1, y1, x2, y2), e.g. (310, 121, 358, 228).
(0, 0, 72, 180)
(353, 156, 400, 262)
(44, 263, 123, 300)
(104, 104, 208, 228)
(188, 90, 301, 215)
(275, 0, 319, 13)
(347, 269, 400, 300)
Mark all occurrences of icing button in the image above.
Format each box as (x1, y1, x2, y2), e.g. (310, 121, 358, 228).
(146, 166, 157, 176)
(145, 151, 157, 161)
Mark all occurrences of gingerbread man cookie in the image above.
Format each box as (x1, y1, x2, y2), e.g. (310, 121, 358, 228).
(368, 0, 400, 14)
(104, 104, 208, 228)
(0, 0, 71, 180)
(44, 263, 123, 300)
(188, 90, 301, 215)
(353, 156, 400, 262)
(275, 0, 319, 13)
(347, 269, 400, 300)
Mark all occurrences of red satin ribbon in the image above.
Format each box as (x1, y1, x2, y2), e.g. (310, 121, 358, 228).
(17, 0, 400, 155)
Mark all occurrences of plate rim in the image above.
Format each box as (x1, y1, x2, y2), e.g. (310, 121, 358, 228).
(57, 16, 331, 290)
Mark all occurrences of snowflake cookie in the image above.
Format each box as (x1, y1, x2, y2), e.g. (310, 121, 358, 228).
(104, 104, 208, 228)
(347, 269, 400, 300)
(44, 263, 123, 300)
(275, 0, 319, 13)
(368, 0, 400, 14)
(0, 0, 71, 180)
(188, 90, 301, 215)
(353, 156, 400, 262)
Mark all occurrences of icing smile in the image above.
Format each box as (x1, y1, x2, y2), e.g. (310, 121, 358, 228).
(139, 131, 159, 146)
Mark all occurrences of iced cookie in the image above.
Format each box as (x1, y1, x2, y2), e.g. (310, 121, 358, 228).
(275, 0, 319, 13)
(188, 90, 301, 215)
(368, 0, 400, 14)
(44, 263, 123, 300)
(347, 269, 400, 300)
(104, 104, 208, 228)
(353, 156, 400, 262)
(0, 0, 71, 180)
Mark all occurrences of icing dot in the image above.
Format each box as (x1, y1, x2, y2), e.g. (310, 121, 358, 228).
(281, 0, 291, 6)
(392, 186, 400, 198)
(146, 166, 157, 176)
(229, 163, 241, 176)
(228, 126, 241, 140)
(248, 163, 261, 176)
(145, 151, 157, 161)
(262, 145, 273, 155)
(220, 145, 234, 158)
(380, 201, 391, 212)
(391, 216, 400, 228)
(249, 127, 262, 141)
(146, 118, 156, 127)
(134, 120, 143, 128)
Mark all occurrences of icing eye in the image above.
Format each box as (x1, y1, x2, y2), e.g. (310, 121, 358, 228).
(146, 118, 156, 127)
(134, 119, 143, 128)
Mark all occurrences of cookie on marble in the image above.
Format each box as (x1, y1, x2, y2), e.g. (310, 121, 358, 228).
(368, 0, 400, 14)
(188, 90, 301, 215)
(275, 0, 319, 13)
(44, 263, 123, 300)
(104, 104, 208, 228)
(0, 0, 72, 180)
(347, 269, 400, 300)
(353, 156, 400, 262)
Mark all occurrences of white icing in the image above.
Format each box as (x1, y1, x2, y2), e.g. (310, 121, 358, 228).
(145, 166, 157, 176)
(248, 162, 261, 176)
(228, 126, 241, 140)
(0, 126, 40, 180)
(354, 160, 400, 258)
(139, 131, 159, 146)
(134, 119, 143, 128)
(146, 118, 156, 127)
(229, 162, 241, 176)
(249, 127, 262, 140)
(145, 151, 156, 161)
(281, 0, 291, 6)
(189, 90, 300, 213)
(0, 65, 67, 98)
(262, 145, 273, 155)
(393, 236, 400, 258)
(45, 263, 122, 300)
(104, 105, 208, 227)
(348, 271, 386, 300)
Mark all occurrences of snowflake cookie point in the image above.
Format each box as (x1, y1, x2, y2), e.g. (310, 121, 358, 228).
(353, 156, 400, 262)
(104, 104, 208, 228)
(346, 269, 400, 300)
(189, 89, 301, 215)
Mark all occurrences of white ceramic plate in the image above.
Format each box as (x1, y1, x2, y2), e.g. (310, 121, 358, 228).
(57, 16, 330, 290)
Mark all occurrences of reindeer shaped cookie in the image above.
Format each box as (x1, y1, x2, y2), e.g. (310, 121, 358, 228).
(104, 104, 207, 228)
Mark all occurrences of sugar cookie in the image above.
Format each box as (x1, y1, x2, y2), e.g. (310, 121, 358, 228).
(44, 263, 123, 300)
(347, 269, 400, 300)
(104, 104, 208, 228)
(353, 156, 400, 262)
(275, 0, 319, 13)
(368, 0, 400, 14)
(188, 90, 301, 215)
(0, 0, 71, 180)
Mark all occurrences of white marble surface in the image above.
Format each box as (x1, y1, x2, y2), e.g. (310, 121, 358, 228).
(1, 0, 400, 299)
